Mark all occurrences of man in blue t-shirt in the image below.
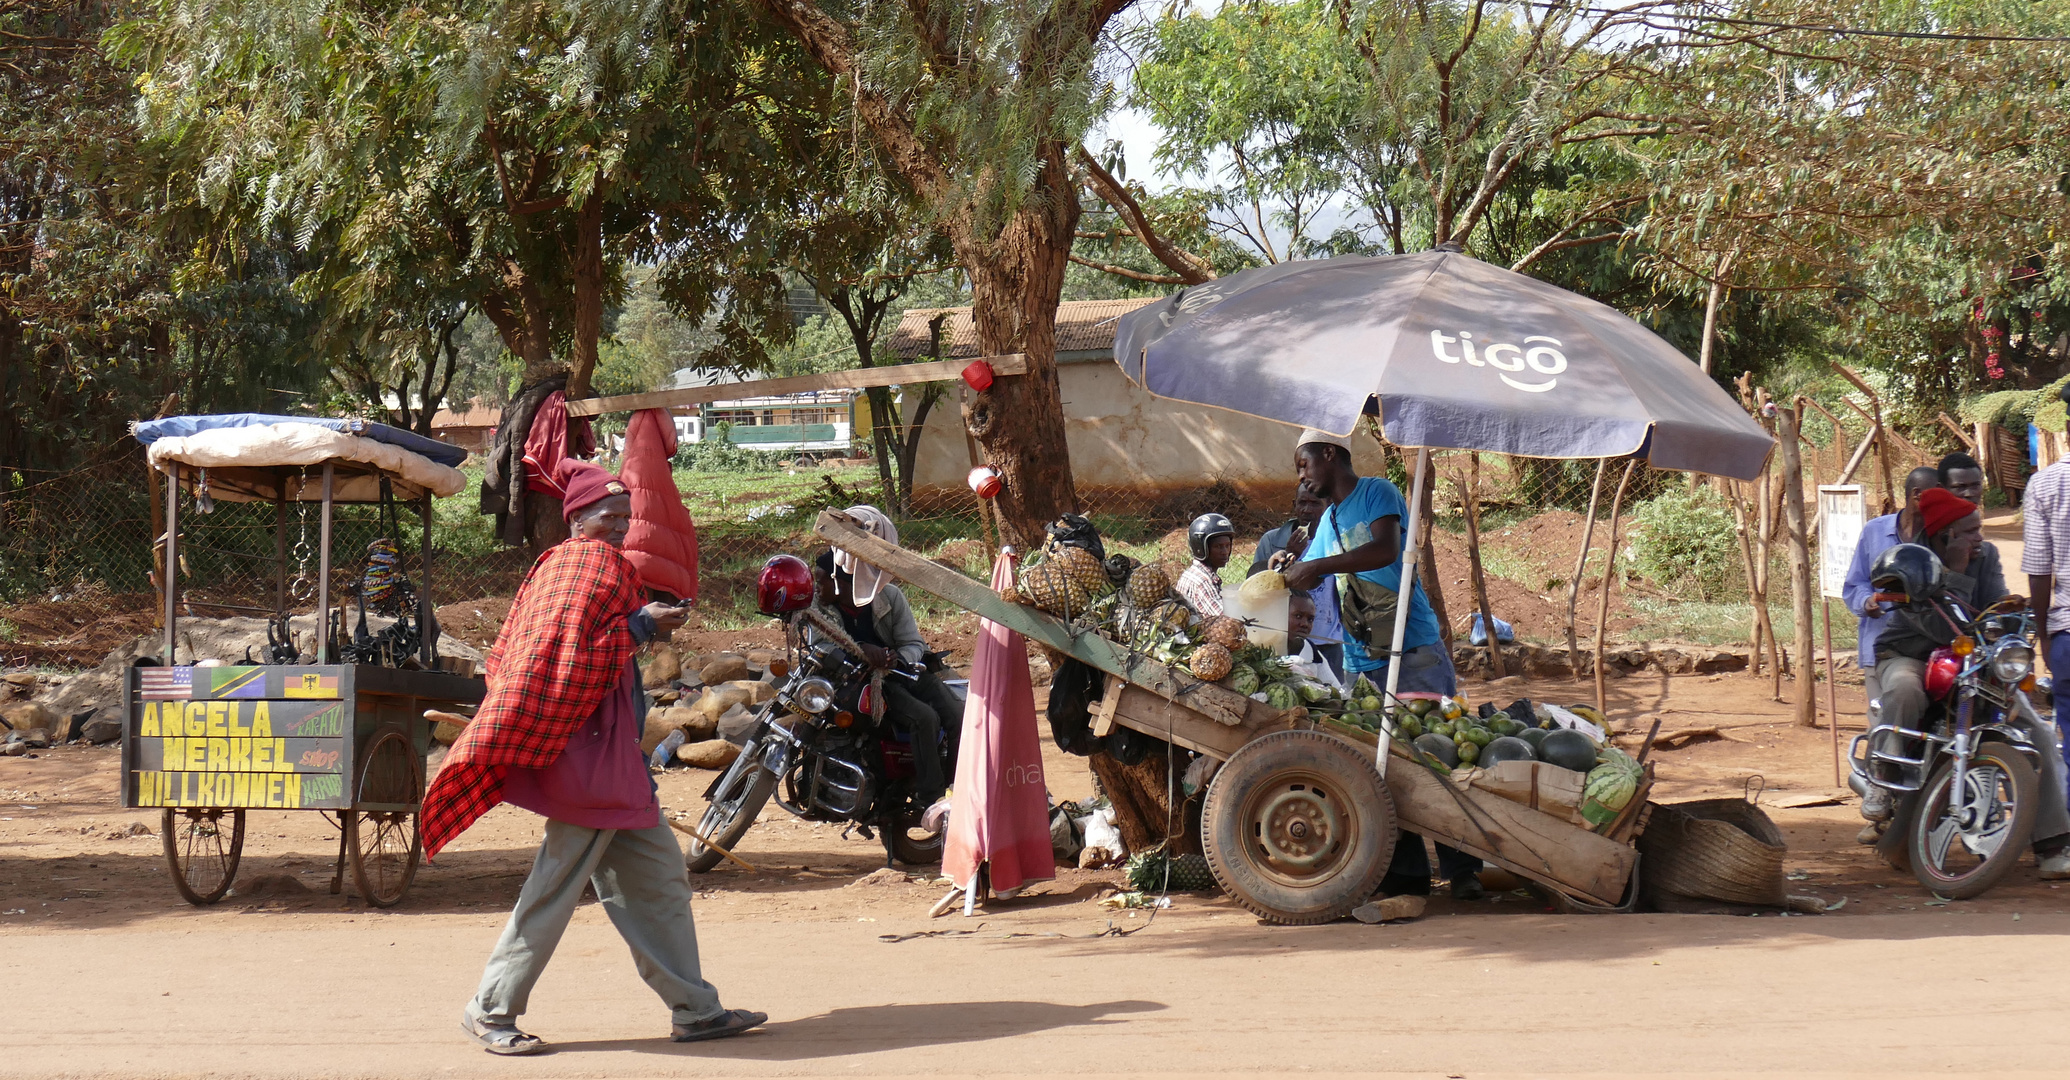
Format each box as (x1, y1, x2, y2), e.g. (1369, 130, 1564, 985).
(1281, 428, 1480, 899)
(1281, 433, 1452, 695)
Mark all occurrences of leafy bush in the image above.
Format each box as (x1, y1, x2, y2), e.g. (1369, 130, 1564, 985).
(672, 422, 790, 473)
(1627, 487, 1741, 600)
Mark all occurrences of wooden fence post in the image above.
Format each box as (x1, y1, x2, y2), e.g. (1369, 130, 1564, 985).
(1779, 403, 1819, 727)
(1458, 453, 1504, 678)
(1565, 460, 1607, 674)
(1593, 460, 1639, 716)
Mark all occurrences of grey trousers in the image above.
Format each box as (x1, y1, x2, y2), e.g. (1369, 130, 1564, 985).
(473, 819, 724, 1027)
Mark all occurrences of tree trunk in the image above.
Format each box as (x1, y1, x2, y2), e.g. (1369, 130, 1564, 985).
(565, 196, 607, 401)
(953, 145, 1081, 548)
(1415, 459, 1451, 643)
(1088, 747, 1200, 858)
(1778, 404, 1819, 727)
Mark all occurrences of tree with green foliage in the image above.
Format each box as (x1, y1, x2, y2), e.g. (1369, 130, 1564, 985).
(752, 0, 1135, 545)
(112, 0, 818, 406)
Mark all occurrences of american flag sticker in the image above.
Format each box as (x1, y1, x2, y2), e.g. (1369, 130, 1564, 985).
(138, 667, 193, 700)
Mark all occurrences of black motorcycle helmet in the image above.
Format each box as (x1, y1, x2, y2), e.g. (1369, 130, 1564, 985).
(1869, 543, 1944, 602)
(1187, 512, 1236, 561)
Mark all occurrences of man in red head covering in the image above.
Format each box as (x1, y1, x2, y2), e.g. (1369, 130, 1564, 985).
(1862, 489, 2070, 874)
(425, 458, 766, 1054)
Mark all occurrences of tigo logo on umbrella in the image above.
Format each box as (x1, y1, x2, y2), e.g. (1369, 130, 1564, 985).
(1429, 330, 1567, 393)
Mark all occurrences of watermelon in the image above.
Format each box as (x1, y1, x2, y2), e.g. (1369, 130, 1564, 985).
(1263, 683, 1301, 710)
(1539, 729, 1598, 773)
(1581, 748, 1644, 827)
(1479, 736, 1537, 767)
(1518, 727, 1550, 751)
(1226, 666, 1261, 696)
(1413, 733, 1459, 768)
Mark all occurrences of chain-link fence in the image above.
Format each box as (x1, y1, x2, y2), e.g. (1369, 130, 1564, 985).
(0, 393, 1969, 670)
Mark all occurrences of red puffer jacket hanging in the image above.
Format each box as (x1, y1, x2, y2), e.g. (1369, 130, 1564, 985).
(619, 408, 699, 603)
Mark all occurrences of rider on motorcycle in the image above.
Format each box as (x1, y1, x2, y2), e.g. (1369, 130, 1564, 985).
(804, 550, 962, 804)
(1861, 492, 2070, 877)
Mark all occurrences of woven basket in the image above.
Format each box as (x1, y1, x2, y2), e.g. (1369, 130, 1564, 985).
(1635, 798, 1787, 907)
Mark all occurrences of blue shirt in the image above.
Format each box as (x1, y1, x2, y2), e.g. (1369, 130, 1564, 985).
(1302, 476, 1442, 672)
(1842, 513, 1912, 667)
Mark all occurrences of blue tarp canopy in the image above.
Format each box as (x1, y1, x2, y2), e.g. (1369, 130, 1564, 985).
(133, 413, 469, 468)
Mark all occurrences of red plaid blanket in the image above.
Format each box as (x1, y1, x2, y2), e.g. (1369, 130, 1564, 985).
(421, 537, 644, 859)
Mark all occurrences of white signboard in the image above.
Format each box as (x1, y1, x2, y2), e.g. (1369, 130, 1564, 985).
(1818, 485, 1866, 600)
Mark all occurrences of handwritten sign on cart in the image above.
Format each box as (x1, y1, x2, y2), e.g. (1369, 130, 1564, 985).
(126, 667, 350, 810)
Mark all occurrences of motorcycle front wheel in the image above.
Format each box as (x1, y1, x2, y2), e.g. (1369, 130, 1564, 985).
(684, 748, 778, 873)
(1907, 740, 2039, 900)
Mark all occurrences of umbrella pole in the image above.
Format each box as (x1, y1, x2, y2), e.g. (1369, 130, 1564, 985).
(1378, 447, 1431, 777)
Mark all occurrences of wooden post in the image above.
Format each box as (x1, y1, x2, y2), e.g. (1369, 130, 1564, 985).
(1823, 597, 1842, 784)
(1458, 454, 1504, 678)
(274, 488, 288, 624)
(1729, 478, 1763, 676)
(149, 460, 165, 632)
(1778, 404, 1818, 727)
(1593, 460, 1638, 716)
(162, 463, 179, 663)
(316, 463, 335, 665)
(1565, 460, 1607, 674)
(419, 494, 436, 667)
(1416, 460, 1451, 644)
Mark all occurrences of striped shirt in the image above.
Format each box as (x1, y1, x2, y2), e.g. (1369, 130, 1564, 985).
(1176, 560, 1226, 617)
(2021, 453, 2070, 632)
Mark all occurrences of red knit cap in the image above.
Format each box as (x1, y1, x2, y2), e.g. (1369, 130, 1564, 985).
(1918, 487, 1977, 538)
(557, 459, 627, 520)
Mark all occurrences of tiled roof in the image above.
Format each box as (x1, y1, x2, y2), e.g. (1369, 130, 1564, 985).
(885, 297, 1158, 359)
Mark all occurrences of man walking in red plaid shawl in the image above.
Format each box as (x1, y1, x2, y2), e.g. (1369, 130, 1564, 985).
(423, 460, 765, 1055)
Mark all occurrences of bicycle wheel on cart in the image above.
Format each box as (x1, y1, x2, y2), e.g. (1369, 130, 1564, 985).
(162, 807, 246, 905)
(345, 726, 424, 907)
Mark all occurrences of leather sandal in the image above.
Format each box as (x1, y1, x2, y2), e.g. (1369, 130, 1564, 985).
(462, 1008, 549, 1056)
(671, 1008, 768, 1043)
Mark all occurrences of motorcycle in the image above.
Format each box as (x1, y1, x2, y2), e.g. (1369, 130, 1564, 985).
(684, 639, 958, 873)
(1851, 598, 2056, 899)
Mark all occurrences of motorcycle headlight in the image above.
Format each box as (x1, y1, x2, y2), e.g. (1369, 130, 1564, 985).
(1990, 643, 2034, 686)
(792, 677, 836, 714)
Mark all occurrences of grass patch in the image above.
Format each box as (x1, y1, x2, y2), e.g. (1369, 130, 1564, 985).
(1623, 596, 1860, 650)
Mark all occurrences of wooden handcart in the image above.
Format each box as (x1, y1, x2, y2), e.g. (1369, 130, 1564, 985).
(816, 511, 1649, 924)
(123, 415, 487, 907)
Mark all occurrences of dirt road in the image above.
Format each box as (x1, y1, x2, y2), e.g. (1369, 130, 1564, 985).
(6, 671, 2070, 1077)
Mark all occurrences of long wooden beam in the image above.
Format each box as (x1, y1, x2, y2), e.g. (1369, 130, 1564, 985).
(812, 510, 1259, 728)
(565, 354, 1028, 417)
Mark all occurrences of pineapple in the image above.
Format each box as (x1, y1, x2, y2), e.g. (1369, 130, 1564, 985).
(1125, 563, 1174, 609)
(1016, 545, 1111, 614)
(1200, 616, 1247, 653)
(1188, 642, 1234, 681)
(1052, 545, 1113, 607)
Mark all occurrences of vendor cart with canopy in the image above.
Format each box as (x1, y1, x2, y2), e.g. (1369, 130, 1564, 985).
(123, 414, 488, 907)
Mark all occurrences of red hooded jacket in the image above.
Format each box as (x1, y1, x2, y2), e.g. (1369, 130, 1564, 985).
(619, 408, 699, 602)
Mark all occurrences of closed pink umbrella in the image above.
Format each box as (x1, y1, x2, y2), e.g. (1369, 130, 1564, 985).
(942, 551, 1055, 901)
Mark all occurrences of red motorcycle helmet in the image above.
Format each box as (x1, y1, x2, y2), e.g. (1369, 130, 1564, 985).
(756, 555, 814, 615)
(1925, 646, 1960, 701)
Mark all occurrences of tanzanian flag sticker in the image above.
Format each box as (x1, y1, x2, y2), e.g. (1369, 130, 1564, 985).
(207, 666, 269, 698)
(283, 672, 341, 699)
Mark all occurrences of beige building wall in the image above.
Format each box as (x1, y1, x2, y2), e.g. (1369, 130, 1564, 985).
(909, 357, 1389, 503)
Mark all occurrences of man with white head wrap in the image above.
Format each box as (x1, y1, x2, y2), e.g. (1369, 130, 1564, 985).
(818, 505, 962, 807)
